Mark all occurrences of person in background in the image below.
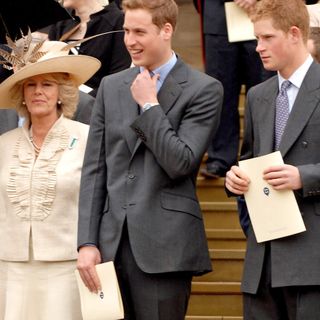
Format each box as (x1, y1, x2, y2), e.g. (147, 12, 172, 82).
(307, 0, 320, 26)
(307, 26, 320, 62)
(0, 37, 100, 319)
(110, 0, 122, 8)
(76, 0, 223, 319)
(225, 0, 320, 318)
(0, 44, 19, 134)
(49, 0, 131, 96)
(194, 0, 273, 179)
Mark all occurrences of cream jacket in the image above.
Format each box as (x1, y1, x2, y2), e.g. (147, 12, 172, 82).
(0, 116, 89, 261)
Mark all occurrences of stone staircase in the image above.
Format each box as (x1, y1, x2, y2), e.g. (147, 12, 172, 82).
(186, 103, 246, 319)
(186, 177, 245, 319)
(173, 3, 248, 317)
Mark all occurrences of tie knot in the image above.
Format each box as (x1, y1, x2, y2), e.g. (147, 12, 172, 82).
(280, 80, 291, 93)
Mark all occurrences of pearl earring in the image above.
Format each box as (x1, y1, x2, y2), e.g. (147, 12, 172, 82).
(22, 101, 26, 105)
(57, 100, 62, 105)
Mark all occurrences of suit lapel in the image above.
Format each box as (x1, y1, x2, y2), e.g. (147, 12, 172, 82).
(157, 59, 185, 114)
(280, 62, 320, 157)
(127, 58, 186, 158)
(257, 77, 278, 154)
(119, 67, 140, 154)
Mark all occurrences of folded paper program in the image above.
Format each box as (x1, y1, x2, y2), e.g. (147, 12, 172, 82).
(75, 261, 124, 320)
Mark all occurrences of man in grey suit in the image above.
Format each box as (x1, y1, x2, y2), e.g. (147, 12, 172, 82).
(76, 0, 223, 319)
(226, 0, 320, 318)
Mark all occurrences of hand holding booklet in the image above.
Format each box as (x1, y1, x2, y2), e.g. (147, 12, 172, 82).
(75, 261, 124, 320)
(238, 151, 306, 243)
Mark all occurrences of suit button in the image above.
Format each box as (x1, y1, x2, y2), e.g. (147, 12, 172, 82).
(301, 141, 308, 148)
(128, 174, 135, 179)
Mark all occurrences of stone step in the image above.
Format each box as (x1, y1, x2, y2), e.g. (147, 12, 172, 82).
(201, 201, 239, 229)
(197, 178, 230, 202)
(206, 229, 246, 250)
(187, 282, 242, 317)
(199, 249, 245, 283)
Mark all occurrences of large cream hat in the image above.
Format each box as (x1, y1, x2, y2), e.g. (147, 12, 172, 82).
(0, 37, 101, 108)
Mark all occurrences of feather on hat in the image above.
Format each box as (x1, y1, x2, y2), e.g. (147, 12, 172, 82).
(0, 30, 101, 108)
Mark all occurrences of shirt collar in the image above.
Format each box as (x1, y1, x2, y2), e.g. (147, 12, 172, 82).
(278, 54, 313, 90)
(140, 52, 177, 87)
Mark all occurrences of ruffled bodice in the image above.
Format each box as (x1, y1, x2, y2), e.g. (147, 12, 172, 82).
(0, 117, 89, 261)
(7, 116, 70, 221)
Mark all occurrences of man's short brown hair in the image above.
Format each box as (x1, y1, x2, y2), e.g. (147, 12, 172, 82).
(250, 0, 310, 43)
(122, 0, 179, 31)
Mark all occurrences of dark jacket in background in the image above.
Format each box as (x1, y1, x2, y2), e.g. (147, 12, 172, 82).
(49, 2, 131, 96)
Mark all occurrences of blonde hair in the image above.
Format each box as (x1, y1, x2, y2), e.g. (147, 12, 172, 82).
(11, 73, 79, 120)
(250, 0, 310, 43)
(122, 0, 178, 32)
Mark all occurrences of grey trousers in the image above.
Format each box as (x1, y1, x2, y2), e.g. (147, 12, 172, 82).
(114, 223, 192, 320)
(243, 245, 320, 320)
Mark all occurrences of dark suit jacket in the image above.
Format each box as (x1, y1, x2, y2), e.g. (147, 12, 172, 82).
(0, 109, 19, 135)
(201, 0, 233, 35)
(78, 58, 223, 275)
(240, 62, 320, 294)
(49, 2, 131, 95)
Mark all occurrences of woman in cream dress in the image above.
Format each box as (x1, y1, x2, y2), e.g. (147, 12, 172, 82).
(0, 36, 100, 319)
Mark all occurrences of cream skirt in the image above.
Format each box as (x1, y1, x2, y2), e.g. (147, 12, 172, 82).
(0, 258, 82, 320)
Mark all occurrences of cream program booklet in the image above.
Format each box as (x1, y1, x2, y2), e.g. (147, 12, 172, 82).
(75, 261, 124, 320)
(239, 151, 306, 242)
(225, 2, 255, 42)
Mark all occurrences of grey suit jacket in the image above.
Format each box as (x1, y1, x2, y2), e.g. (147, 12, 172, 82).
(0, 109, 18, 135)
(73, 91, 95, 125)
(240, 61, 320, 294)
(78, 58, 223, 275)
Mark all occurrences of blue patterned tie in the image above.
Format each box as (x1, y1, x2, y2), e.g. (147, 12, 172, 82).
(275, 80, 291, 150)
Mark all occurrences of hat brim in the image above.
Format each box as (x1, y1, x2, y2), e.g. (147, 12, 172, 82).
(0, 55, 101, 108)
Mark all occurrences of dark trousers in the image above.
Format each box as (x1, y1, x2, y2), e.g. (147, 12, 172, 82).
(114, 223, 192, 320)
(204, 35, 273, 172)
(243, 244, 320, 319)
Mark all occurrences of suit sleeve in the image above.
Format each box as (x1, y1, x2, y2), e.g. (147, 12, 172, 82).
(130, 77, 223, 180)
(77, 83, 107, 248)
(298, 164, 320, 198)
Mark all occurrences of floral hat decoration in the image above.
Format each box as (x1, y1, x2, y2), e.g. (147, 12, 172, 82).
(0, 30, 101, 108)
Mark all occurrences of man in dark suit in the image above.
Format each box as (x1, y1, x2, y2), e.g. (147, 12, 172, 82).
(195, 0, 272, 178)
(76, 0, 223, 319)
(226, 0, 320, 318)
